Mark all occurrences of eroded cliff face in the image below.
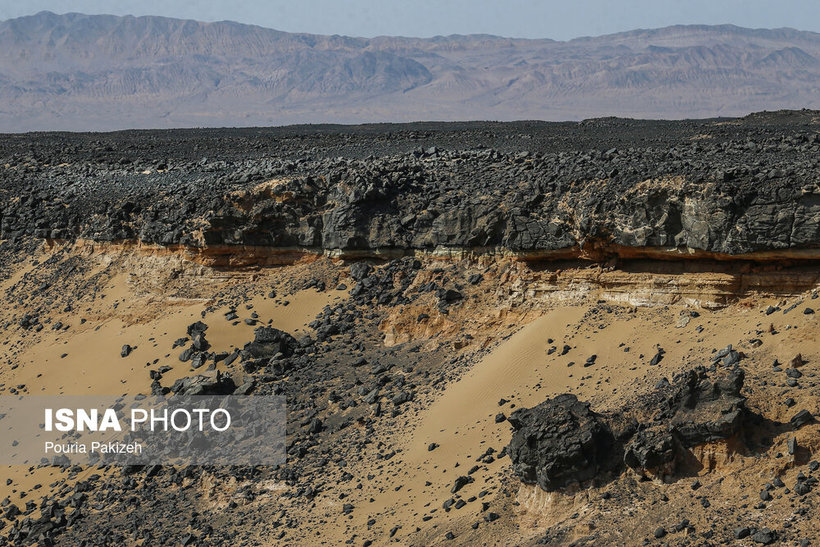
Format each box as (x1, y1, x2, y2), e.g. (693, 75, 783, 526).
(1, 113, 818, 262)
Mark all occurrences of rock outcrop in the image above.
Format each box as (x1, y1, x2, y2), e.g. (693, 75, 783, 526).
(624, 367, 747, 477)
(242, 326, 298, 360)
(0, 113, 818, 260)
(507, 394, 618, 490)
(508, 367, 750, 491)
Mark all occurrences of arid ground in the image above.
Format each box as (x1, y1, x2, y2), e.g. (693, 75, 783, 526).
(1, 112, 819, 545)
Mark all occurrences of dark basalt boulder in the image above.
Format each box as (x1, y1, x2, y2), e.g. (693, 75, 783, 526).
(507, 394, 617, 491)
(624, 367, 748, 476)
(186, 321, 208, 337)
(349, 262, 374, 281)
(660, 367, 746, 446)
(241, 326, 297, 360)
(509, 367, 750, 491)
(623, 429, 681, 474)
(170, 371, 236, 396)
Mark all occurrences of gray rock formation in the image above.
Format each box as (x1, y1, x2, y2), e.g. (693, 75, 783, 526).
(0, 113, 818, 258)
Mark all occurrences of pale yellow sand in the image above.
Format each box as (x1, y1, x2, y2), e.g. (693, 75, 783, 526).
(320, 294, 818, 545)
(0, 258, 346, 505)
(3, 277, 344, 395)
(2, 247, 818, 544)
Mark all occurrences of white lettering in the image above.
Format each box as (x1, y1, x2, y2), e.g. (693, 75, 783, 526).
(75, 408, 96, 431)
(43, 408, 123, 432)
(99, 409, 122, 431)
(211, 409, 231, 432)
(171, 409, 191, 432)
(131, 408, 148, 429)
(150, 409, 168, 431)
(55, 408, 74, 432)
(192, 408, 208, 431)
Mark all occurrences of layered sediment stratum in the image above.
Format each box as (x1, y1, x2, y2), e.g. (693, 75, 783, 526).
(1, 112, 819, 261)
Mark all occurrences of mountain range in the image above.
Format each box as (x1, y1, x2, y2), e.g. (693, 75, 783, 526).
(0, 11, 818, 131)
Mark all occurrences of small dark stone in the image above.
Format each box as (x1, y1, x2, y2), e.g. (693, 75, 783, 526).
(751, 528, 776, 545)
(734, 527, 751, 539)
(308, 418, 323, 434)
(787, 367, 803, 378)
(349, 262, 373, 281)
(451, 475, 473, 494)
(441, 289, 463, 303)
(187, 321, 208, 337)
(791, 409, 813, 428)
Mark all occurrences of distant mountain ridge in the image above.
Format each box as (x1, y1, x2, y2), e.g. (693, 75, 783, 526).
(0, 11, 818, 131)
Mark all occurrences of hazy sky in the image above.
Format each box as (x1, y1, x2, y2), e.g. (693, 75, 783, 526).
(0, 0, 818, 40)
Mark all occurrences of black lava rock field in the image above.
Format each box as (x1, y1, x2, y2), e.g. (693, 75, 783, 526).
(1, 110, 818, 257)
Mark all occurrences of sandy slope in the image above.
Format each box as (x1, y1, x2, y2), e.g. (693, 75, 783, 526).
(0, 248, 345, 508)
(1, 242, 818, 545)
(310, 292, 818, 545)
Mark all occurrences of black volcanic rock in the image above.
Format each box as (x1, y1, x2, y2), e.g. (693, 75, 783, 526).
(509, 367, 751, 490)
(790, 409, 814, 428)
(623, 429, 681, 474)
(349, 262, 374, 281)
(242, 326, 297, 360)
(657, 367, 747, 446)
(187, 321, 208, 337)
(624, 367, 748, 476)
(170, 371, 236, 396)
(507, 394, 617, 490)
(0, 114, 818, 259)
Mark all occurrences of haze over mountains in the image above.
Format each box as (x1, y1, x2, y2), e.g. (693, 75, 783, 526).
(0, 11, 818, 131)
